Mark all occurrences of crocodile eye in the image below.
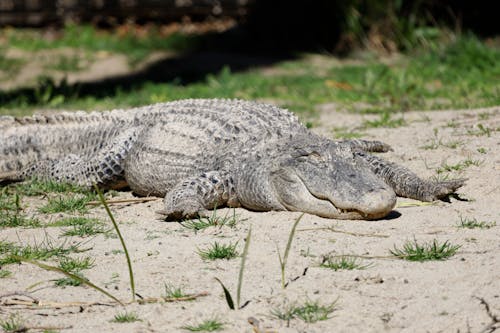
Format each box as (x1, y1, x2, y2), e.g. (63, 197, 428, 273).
(297, 151, 323, 163)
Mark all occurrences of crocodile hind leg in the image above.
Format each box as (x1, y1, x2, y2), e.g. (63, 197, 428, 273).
(354, 150, 466, 201)
(160, 171, 238, 220)
(20, 128, 140, 189)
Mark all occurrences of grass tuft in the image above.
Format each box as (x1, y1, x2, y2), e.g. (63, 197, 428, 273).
(271, 299, 337, 323)
(112, 312, 141, 323)
(0, 314, 25, 332)
(390, 239, 460, 261)
(12, 178, 93, 197)
(38, 195, 91, 214)
(457, 217, 496, 229)
(181, 318, 224, 332)
(0, 269, 12, 278)
(198, 242, 239, 260)
(320, 255, 371, 271)
(61, 221, 107, 237)
(164, 283, 188, 299)
(436, 158, 482, 174)
(0, 239, 83, 266)
(181, 208, 239, 232)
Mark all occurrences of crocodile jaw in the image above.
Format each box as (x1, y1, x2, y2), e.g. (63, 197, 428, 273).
(271, 166, 396, 220)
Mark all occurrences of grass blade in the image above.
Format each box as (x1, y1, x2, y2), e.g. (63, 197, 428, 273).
(94, 185, 135, 302)
(214, 277, 235, 310)
(236, 227, 251, 309)
(12, 255, 123, 305)
(280, 213, 304, 289)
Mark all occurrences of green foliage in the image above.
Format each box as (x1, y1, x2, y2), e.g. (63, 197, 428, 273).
(277, 214, 303, 289)
(390, 239, 460, 261)
(61, 221, 107, 237)
(58, 256, 95, 272)
(457, 217, 496, 229)
(181, 318, 224, 332)
(12, 178, 93, 197)
(198, 241, 239, 260)
(0, 49, 24, 75)
(181, 208, 239, 231)
(50, 217, 108, 238)
(38, 194, 92, 214)
(0, 213, 40, 228)
(1, 34, 498, 116)
(271, 299, 337, 323)
(0, 314, 24, 332)
(4, 24, 198, 65)
(164, 283, 188, 299)
(320, 255, 370, 271)
(0, 269, 12, 278)
(0, 239, 83, 266)
(436, 158, 482, 174)
(94, 185, 136, 302)
(214, 227, 252, 310)
(112, 312, 141, 323)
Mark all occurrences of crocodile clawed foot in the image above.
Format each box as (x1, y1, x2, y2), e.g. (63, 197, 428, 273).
(425, 178, 468, 201)
(157, 200, 208, 221)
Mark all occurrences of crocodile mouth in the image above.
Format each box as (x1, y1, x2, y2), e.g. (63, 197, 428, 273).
(292, 174, 395, 220)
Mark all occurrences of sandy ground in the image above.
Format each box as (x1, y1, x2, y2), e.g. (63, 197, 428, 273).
(1, 105, 499, 333)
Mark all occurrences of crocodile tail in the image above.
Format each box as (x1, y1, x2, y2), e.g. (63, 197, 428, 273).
(0, 110, 131, 181)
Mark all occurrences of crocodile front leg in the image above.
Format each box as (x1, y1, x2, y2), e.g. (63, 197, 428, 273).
(354, 150, 466, 201)
(160, 171, 239, 220)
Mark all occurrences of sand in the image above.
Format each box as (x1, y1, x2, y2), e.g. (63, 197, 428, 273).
(1, 105, 499, 333)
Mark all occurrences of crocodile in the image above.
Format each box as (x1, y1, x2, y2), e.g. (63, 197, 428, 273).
(0, 99, 465, 220)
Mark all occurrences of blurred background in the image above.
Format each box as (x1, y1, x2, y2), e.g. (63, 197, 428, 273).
(0, 0, 498, 121)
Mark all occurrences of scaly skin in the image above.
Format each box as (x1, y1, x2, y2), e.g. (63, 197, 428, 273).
(0, 99, 466, 220)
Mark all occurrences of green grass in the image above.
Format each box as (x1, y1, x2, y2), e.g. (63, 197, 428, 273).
(181, 318, 224, 332)
(0, 314, 24, 332)
(390, 239, 460, 261)
(2, 24, 199, 66)
(436, 158, 482, 174)
(164, 283, 188, 299)
(0, 34, 498, 117)
(61, 221, 107, 237)
(362, 112, 406, 129)
(197, 242, 239, 260)
(46, 55, 87, 72)
(38, 195, 91, 214)
(11, 178, 93, 197)
(320, 255, 371, 271)
(111, 312, 141, 323)
(0, 269, 12, 278)
(54, 275, 86, 287)
(0, 213, 41, 228)
(181, 208, 239, 231)
(0, 191, 21, 211)
(0, 239, 83, 266)
(0, 50, 25, 76)
(467, 123, 498, 137)
(50, 217, 110, 239)
(457, 217, 496, 229)
(0, 189, 41, 228)
(58, 256, 95, 272)
(271, 299, 337, 323)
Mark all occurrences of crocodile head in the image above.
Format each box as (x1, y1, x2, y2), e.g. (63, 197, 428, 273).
(270, 144, 396, 220)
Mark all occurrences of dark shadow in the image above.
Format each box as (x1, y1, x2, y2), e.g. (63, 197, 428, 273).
(0, 49, 292, 105)
(382, 210, 402, 220)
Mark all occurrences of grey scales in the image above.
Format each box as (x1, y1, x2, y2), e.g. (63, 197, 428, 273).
(0, 99, 465, 220)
